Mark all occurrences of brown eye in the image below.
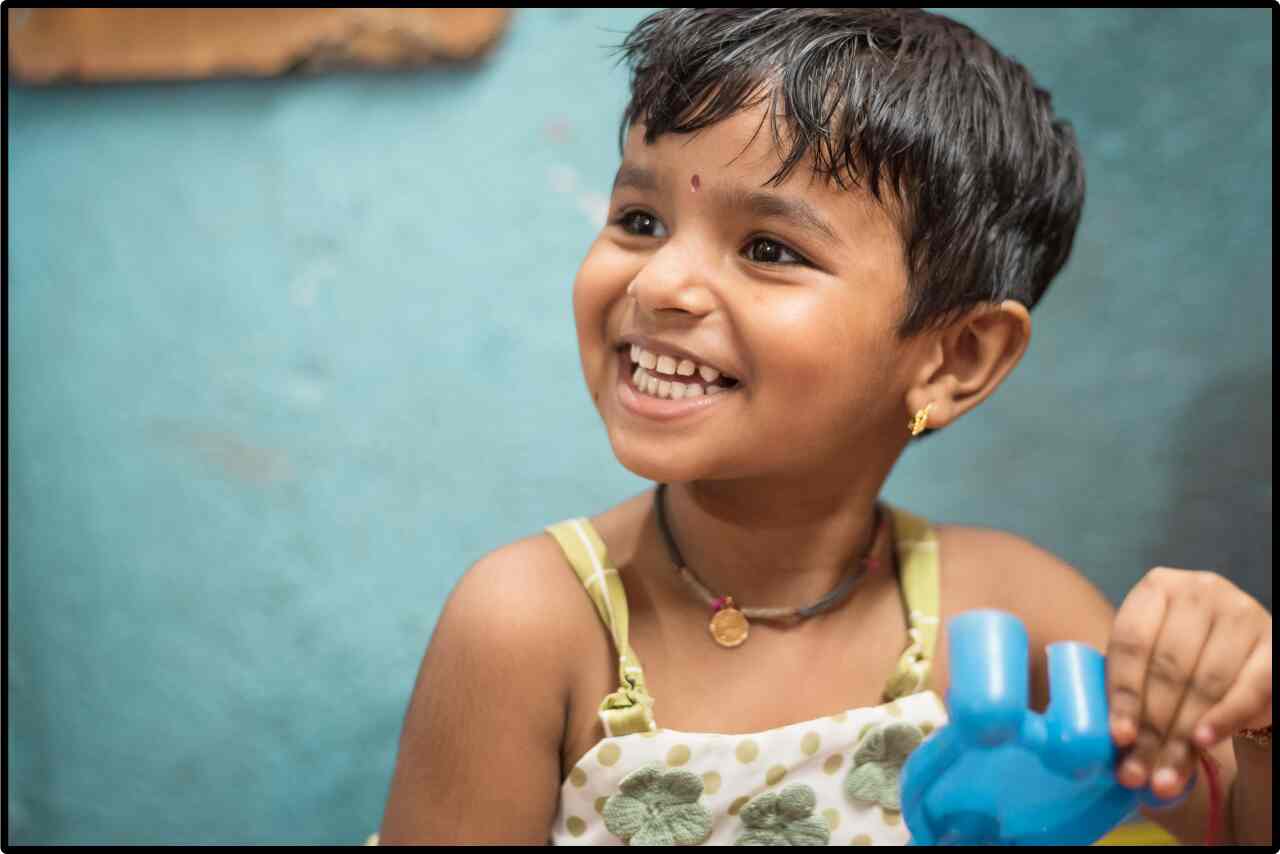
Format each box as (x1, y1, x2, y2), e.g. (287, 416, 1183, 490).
(616, 210, 667, 238)
(746, 237, 805, 266)
(749, 238, 782, 263)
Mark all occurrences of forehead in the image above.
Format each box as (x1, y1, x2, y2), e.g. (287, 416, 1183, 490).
(622, 105, 796, 185)
(618, 105, 902, 237)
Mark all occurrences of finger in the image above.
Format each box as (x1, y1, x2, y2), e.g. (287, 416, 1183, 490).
(1195, 638, 1273, 742)
(1107, 573, 1169, 749)
(1117, 724, 1164, 790)
(1149, 614, 1253, 798)
(1125, 587, 1214, 792)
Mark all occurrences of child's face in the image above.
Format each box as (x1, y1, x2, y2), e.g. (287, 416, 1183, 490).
(573, 103, 923, 485)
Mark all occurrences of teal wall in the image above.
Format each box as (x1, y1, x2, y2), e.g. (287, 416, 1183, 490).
(7, 9, 1271, 844)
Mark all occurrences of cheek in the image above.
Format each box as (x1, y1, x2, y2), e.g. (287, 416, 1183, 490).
(755, 296, 900, 431)
(571, 246, 612, 342)
(763, 296, 885, 379)
(572, 241, 634, 389)
(572, 240, 634, 326)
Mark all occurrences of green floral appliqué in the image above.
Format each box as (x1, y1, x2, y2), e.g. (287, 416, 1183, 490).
(843, 720, 924, 811)
(602, 761, 712, 845)
(734, 785, 830, 846)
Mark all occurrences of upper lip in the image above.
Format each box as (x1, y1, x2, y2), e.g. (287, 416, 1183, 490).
(618, 334, 738, 381)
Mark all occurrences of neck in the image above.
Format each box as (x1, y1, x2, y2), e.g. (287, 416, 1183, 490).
(656, 463, 896, 610)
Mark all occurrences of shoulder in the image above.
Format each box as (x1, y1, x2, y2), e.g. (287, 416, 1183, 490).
(449, 528, 604, 661)
(934, 523, 1117, 711)
(934, 523, 1116, 649)
(460, 528, 582, 602)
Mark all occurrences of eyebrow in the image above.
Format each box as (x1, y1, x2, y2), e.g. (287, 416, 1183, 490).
(611, 164, 842, 248)
(612, 163, 659, 193)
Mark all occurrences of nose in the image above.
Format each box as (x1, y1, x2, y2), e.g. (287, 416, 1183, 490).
(626, 240, 717, 318)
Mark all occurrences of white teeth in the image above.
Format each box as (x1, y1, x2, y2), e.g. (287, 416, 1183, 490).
(630, 366, 727, 400)
(629, 345, 731, 386)
(628, 347, 738, 400)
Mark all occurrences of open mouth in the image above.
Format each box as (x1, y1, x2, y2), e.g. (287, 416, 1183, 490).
(618, 344, 740, 401)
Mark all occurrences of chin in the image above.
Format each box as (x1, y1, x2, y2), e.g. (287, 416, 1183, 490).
(607, 432, 686, 484)
(606, 429, 742, 485)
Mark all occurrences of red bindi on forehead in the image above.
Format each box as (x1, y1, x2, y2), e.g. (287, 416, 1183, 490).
(691, 173, 701, 192)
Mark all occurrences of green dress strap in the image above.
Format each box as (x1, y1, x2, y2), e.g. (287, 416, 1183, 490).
(881, 504, 942, 701)
(544, 518, 657, 737)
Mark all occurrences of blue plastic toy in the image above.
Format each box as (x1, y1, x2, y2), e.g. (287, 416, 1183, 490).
(900, 610, 1193, 845)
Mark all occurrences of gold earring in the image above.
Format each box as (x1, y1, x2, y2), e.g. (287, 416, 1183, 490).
(909, 403, 934, 437)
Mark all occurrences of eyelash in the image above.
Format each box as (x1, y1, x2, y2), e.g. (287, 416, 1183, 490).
(611, 209, 812, 268)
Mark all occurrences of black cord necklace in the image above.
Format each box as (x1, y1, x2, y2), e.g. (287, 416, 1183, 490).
(653, 483, 883, 648)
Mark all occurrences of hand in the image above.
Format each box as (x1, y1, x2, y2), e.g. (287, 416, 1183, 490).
(1106, 568, 1272, 799)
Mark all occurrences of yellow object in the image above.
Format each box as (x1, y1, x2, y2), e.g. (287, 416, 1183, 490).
(1093, 819, 1179, 845)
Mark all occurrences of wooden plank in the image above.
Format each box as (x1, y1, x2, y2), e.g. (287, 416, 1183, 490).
(7, 8, 512, 84)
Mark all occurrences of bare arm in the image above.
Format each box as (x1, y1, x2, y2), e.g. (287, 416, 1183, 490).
(378, 539, 572, 844)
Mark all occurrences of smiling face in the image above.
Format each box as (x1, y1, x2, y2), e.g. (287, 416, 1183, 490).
(573, 104, 923, 486)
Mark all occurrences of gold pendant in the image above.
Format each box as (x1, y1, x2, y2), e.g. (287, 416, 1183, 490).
(709, 597, 749, 648)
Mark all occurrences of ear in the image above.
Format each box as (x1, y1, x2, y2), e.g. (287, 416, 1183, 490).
(904, 300, 1031, 433)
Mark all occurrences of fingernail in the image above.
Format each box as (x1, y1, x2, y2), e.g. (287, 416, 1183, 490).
(1195, 724, 1215, 745)
(1153, 768, 1179, 791)
(1121, 759, 1146, 786)
(1111, 715, 1134, 741)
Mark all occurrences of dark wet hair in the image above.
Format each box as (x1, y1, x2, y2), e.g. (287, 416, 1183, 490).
(612, 8, 1086, 338)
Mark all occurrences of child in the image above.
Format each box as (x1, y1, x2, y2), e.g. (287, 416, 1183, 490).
(377, 9, 1271, 845)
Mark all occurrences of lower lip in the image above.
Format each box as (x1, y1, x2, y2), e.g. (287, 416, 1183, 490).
(615, 349, 740, 422)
